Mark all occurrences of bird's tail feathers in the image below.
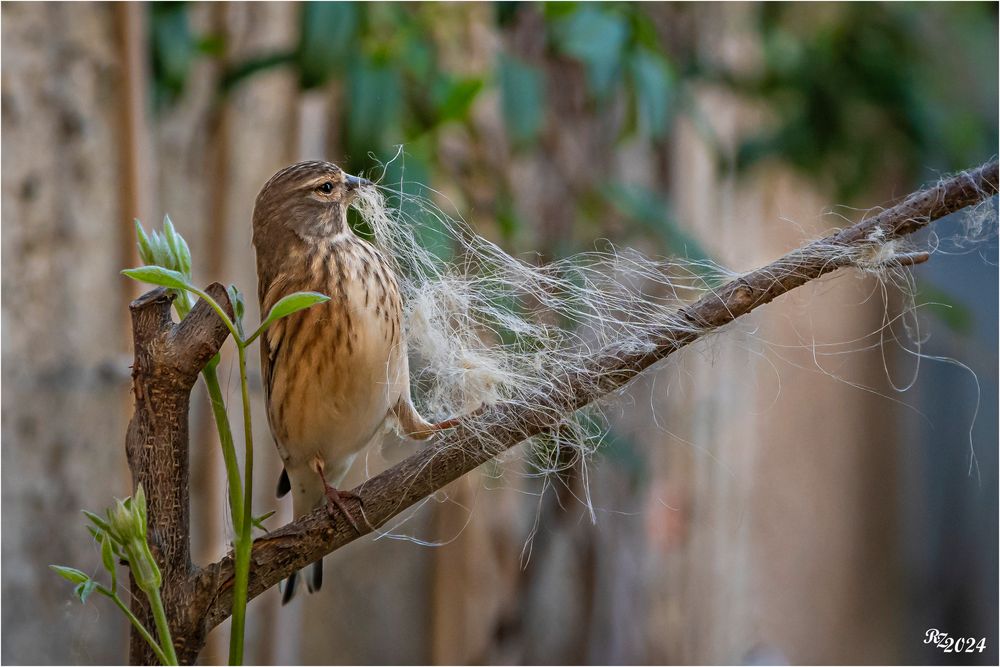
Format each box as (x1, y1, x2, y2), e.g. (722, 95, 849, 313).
(276, 468, 291, 498)
(280, 559, 323, 605)
(281, 570, 299, 605)
(306, 560, 323, 593)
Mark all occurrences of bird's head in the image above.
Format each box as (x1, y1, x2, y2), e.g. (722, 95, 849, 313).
(252, 160, 372, 248)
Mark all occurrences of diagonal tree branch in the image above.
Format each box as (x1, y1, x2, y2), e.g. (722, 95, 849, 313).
(197, 161, 997, 634)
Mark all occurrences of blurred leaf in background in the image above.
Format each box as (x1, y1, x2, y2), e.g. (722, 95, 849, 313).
(345, 55, 405, 157)
(499, 53, 545, 148)
(721, 3, 998, 199)
(151, 2, 196, 108)
(604, 183, 712, 268)
(432, 75, 485, 125)
(297, 1, 360, 89)
(550, 6, 629, 100)
(152, 2, 997, 201)
(148, 1, 996, 262)
(628, 48, 676, 140)
(917, 280, 976, 336)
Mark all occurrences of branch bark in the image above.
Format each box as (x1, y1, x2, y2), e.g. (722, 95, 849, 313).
(195, 162, 997, 632)
(125, 283, 233, 665)
(121, 162, 996, 662)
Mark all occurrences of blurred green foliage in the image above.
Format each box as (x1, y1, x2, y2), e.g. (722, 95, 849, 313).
(145, 0, 996, 465)
(150, 3, 196, 107)
(149, 1, 995, 247)
(722, 3, 998, 199)
(916, 281, 976, 336)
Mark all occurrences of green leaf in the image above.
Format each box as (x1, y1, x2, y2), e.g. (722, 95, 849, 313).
(88, 526, 125, 559)
(221, 51, 297, 94)
(251, 510, 276, 532)
(134, 220, 153, 264)
(227, 285, 246, 323)
(496, 195, 520, 244)
(433, 76, 485, 123)
(151, 3, 196, 107)
(74, 579, 98, 604)
(399, 31, 434, 82)
(100, 534, 117, 592)
(50, 565, 90, 585)
(145, 230, 172, 270)
(162, 215, 192, 276)
(263, 292, 330, 328)
(630, 8, 663, 51)
(630, 50, 675, 139)
(134, 484, 148, 536)
(496, 1, 524, 26)
(121, 266, 192, 292)
(297, 2, 360, 89)
(347, 58, 404, 156)
(83, 509, 112, 535)
(196, 33, 227, 57)
(100, 533, 116, 574)
(499, 54, 544, 147)
(553, 8, 629, 98)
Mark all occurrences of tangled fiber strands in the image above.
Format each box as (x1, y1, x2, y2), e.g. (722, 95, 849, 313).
(200, 160, 998, 631)
(353, 183, 736, 480)
(352, 162, 997, 484)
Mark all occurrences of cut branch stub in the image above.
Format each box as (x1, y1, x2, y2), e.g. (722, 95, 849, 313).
(125, 283, 232, 665)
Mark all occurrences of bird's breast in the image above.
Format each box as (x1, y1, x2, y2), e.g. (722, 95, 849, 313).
(265, 239, 406, 465)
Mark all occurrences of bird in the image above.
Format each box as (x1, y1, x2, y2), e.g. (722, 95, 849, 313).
(252, 160, 457, 604)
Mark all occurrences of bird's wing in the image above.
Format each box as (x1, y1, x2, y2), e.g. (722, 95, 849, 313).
(259, 274, 293, 462)
(259, 272, 297, 400)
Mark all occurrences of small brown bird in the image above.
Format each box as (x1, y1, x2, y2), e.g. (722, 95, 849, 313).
(252, 161, 455, 603)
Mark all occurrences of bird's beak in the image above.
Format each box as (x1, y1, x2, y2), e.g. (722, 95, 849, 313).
(344, 174, 372, 191)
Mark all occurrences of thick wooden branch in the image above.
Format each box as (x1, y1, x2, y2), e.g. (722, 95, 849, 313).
(125, 283, 232, 665)
(198, 162, 997, 632)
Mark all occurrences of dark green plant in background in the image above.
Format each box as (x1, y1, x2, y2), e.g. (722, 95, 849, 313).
(55, 5, 991, 663)
(720, 3, 998, 200)
(149, 2, 995, 253)
(140, 0, 995, 587)
(144, 0, 996, 517)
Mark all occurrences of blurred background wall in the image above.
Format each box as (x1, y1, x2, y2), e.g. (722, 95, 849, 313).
(1, 2, 996, 664)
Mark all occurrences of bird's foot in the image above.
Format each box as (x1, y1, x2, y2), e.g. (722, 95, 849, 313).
(394, 399, 471, 440)
(323, 485, 363, 534)
(430, 416, 462, 431)
(431, 406, 486, 433)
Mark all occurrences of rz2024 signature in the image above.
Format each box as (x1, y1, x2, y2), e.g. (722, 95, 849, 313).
(924, 629, 986, 653)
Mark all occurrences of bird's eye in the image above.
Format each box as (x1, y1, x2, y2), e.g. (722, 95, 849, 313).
(318, 182, 334, 194)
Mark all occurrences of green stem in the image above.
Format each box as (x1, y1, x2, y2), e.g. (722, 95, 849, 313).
(201, 360, 244, 533)
(179, 285, 251, 665)
(228, 535, 252, 665)
(177, 285, 244, 534)
(244, 320, 269, 346)
(228, 342, 255, 665)
(100, 587, 174, 666)
(146, 586, 180, 666)
(237, 345, 254, 550)
(188, 287, 240, 341)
